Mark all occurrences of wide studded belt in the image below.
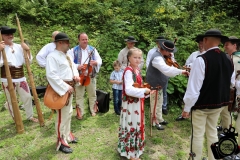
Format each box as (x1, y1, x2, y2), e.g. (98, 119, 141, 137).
(1, 66, 24, 79)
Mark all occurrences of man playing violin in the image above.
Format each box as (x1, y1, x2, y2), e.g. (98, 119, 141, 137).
(146, 40, 189, 130)
(146, 36, 171, 115)
(71, 32, 102, 119)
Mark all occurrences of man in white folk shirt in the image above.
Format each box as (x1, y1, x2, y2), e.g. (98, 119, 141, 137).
(0, 26, 38, 123)
(118, 36, 144, 70)
(46, 32, 80, 154)
(181, 29, 235, 160)
(36, 31, 59, 67)
(146, 36, 172, 115)
(185, 35, 205, 67)
(71, 32, 102, 119)
(146, 40, 189, 130)
(176, 35, 205, 121)
(146, 36, 175, 115)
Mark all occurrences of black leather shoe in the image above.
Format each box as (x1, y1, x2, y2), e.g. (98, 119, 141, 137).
(159, 120, 168, 125)
(175, 115, 186, 121)
(71, 137, 78, 143)
(222, 155, 240, 160)
(216, 126, 222, 132)
(59, 144, 73, 154)
(162, 109, 168, 115)
(155, 124, 164, 130)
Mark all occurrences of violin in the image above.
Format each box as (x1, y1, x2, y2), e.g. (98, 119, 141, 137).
(164, 37, 181, 68)
(133, 82, 161, 91)
(79, 41, 100, 86)
(164, 55, 180, 68)
(133, 82, 151, 89)
(80, 64, 93, 86)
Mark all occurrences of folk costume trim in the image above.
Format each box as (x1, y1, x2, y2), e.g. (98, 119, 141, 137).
(122, 66, 143, 103)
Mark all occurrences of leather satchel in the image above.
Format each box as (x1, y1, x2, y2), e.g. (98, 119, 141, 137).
(44, 84, 70, 110)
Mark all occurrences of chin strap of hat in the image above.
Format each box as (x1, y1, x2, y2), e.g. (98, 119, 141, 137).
(189, 109, 196, 160)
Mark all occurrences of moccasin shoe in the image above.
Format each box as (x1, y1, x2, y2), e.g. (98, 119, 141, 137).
(59, 144, 73, 154)
(175, 115, 186, 121)
(76, 115, 83, 120)
(155, 124, 164, 130)
(71, 137, 78, 143)
(159, 120, 168, 125)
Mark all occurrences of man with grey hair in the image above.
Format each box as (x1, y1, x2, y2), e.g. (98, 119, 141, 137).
(36, 31, 59, 67)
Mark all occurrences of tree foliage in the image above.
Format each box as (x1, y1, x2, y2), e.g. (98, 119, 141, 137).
(0, 0, 240, 108)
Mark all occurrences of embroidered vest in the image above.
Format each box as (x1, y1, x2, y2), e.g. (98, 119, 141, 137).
(73, 45, 96, 77)
(122, 67, 143, 103)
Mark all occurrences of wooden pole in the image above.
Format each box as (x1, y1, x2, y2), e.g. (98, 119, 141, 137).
(15, 14, 45, 126)
(0, 31, 24, 134)
(150, 105, 152, 137)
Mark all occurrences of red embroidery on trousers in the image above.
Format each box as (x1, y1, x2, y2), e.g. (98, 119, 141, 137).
(20, 81, 29, 93)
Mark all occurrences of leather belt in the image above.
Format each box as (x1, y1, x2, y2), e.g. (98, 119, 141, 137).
(1, 66, 24, 79)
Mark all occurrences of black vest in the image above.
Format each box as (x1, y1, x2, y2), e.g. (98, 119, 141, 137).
(146, 51, 168, 88)
(192, 48, 234, 109)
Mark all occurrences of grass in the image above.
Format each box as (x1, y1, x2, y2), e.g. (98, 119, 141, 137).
(0, 93, 208, 160)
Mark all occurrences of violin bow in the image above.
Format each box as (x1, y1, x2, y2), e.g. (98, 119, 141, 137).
(82, 40, 100, 64)
(174, 38, 178, 44)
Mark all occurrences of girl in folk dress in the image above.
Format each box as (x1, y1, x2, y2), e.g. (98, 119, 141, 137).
(118, 48, 150, 160)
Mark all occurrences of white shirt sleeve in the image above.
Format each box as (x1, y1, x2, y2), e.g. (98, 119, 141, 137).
(231, 70, 235, 88)
(152, 56, 182, 77)
(139, 56, 144, 70)
(36, 43, 56, 67)
(146, 48, 156, 68)
(93, 48, 102, 73)
(124, 70, 146, 98)
(118, 49, 127, 70)
(183, 57, 205, 112)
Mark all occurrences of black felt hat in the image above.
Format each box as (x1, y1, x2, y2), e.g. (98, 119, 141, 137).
(54, 33, 70, 42)
(0, 26, 16, 34)
(159, 40, 175, 53)
(200, 29, 228, 42)
(195, 34, 204, 43)
(155, 36, 165, 42)
(124, 36, 138, 42)
(223, 36, 240, 44)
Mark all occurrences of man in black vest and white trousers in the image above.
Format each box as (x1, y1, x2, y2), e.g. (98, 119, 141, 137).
(182, 29, 235, 160)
